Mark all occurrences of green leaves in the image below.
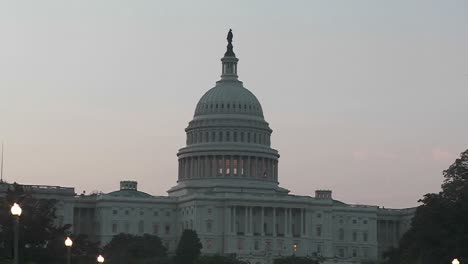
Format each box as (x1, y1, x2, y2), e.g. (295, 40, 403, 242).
(386, 149, 468, 264)
(175, 229, 202, 264)
(102, 233, 167, 264)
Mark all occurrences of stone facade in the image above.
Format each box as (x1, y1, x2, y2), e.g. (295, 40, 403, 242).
(0, 32, 415, 264)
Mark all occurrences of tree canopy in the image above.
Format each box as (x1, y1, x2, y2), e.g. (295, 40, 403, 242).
(385, 149, 468, 264)
(102, 233, 168, 264)
(174, 229, 202, 264)
(273, 256, 320, 264)
(196, 255, 249, 264)
(0, 183, 99, 264)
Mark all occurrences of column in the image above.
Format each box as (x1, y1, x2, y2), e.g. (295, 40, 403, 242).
(178, 160, 181, 179)
(249, 207, 253, 235)
(233, 206, 237, 234)
(288, 209, 292, 236)
(261, 207, 265, 236)
(226, 206, 231, 235)
(246, 156, 251, 177)
(300, 208, 305, 236)
(230, 156, 233, 176)
(222, 156, 226, 176)
(284, 208, 288, 236)
(274, 161, 278, 181)
(273, 207, 276, 236)
(214, 156, 219, 177)
(237, 156, 242, 176)
(244, 206, 248, 234)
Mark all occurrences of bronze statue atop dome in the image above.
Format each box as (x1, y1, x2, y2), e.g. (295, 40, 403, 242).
(227, 29, 233, 44)
(224, 29, 236, 57)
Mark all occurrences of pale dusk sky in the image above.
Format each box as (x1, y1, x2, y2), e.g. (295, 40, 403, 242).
(1, 1, 467, 208)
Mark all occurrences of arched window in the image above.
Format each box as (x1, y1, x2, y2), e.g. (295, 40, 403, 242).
(234, 131, 237, 142)
(240, 132, 244, 142)
(339, 228, 344, 240)
(218, 131, 223, 142)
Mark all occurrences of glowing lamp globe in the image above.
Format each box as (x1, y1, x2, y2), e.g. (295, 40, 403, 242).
(65, 237, 73, 247)
(452, 259, 460, 264)
(10, 203, 22, 216)
(97, 255, 104, 263)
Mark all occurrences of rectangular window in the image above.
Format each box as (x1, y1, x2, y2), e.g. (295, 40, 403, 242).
(218, 159, 223, 175)
(112, 222, 118, 233)
(153, 223, 159, 234)
(113, 209, 118, 215)
(237, 239, 244, 250)
(233, 159, 238, 175)
(339, 248, 345, 258)
(165, 225, 170, 235)
(125, 222, 130, 233)
(316, 225, 322, 237)
(240, 132, 244, 142)
(234, 131, 237, 142)
(352, 231, 357, 242)
(206, 221, 212, 233)
(225, 159, 230, 175)
(363, 232, 368, 242)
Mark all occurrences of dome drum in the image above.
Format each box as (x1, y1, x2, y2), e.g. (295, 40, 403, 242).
(176, 154, 279, 183)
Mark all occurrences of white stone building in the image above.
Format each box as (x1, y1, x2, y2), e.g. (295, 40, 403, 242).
(0, 32, 415, 264)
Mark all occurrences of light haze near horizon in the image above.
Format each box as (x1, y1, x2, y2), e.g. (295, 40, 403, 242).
(1, 1, 467, 208)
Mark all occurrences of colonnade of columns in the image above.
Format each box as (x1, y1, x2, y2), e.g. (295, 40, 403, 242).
(224, 206, 306, 238)
(178, 155, 278, 181)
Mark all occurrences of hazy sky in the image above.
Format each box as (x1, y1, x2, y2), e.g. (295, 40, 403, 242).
(1, 1, 467, 208)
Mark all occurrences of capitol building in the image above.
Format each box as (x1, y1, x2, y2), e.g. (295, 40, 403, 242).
(0, 32, 415, 264)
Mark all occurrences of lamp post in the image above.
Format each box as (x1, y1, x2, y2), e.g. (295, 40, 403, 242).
(97, 255, 105, 263)
(10, 203, 22, 264)
(452, 259, 460, 264)
(65, 237, 73, 264)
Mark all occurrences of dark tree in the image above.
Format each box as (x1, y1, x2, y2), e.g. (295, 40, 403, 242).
(385, 149, 468, 264)
(196, 255, 248, 264)
(174, 229, 202, 264)
(0, 183, 99, 264)
(273, 256, 320, 264)
(103, 233, 167, 264)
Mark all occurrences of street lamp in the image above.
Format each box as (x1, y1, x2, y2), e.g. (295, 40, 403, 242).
(10, 203, 22, 264)
(452, 259, 460, 264)
(65, 237, 73, 264)
(97, 255, 105, 263)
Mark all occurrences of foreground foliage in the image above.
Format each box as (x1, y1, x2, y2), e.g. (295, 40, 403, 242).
(0, 183, 98, 264)
(196, 255, 249, 264)
(175, 229, 202, 264)
(273, 256, 320, 264)
(103, 233, 168, 264)
(385, 149, 468, 264)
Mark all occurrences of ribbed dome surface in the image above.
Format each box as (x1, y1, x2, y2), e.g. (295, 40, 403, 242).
(194, 81, 264, 117)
